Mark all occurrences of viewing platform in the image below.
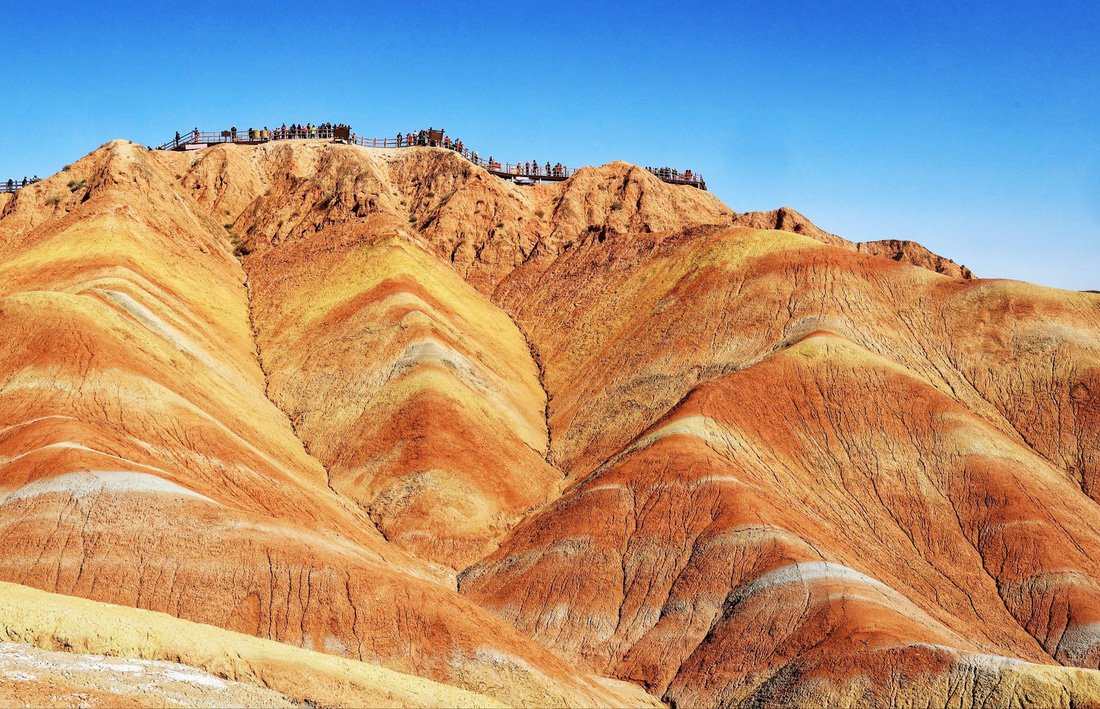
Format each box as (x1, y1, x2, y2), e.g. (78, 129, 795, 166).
(156, 127, 707, 190)
(2, 181, 32, 194)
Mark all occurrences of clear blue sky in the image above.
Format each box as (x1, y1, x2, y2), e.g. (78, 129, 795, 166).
(2, 1, 1097, 290)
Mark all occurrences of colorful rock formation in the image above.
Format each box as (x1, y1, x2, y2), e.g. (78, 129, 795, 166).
(0, 138, 1097, 707)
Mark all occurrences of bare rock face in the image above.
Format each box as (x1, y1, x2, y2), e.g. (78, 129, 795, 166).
(856, 239, 974, 279)
(734, 207, 974, 278)
(732, 206, 842, 243)
(1, 140, 1098, 708)
(461, 332, 1100, 705)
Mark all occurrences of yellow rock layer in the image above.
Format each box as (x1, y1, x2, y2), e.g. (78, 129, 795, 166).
(0, 580, 502, 708)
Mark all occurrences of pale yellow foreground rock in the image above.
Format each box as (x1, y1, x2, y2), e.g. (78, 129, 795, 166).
(0, 641, 294, 708)
(0, 580, 504, 709)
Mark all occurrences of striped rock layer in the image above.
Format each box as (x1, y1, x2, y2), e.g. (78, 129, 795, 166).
(0, 138, 1097, 707)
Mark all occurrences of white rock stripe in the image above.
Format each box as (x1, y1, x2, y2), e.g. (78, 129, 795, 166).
(0, 471, 216, 505)
(0, 441, 178, 481)
(0, 415, 78, 437)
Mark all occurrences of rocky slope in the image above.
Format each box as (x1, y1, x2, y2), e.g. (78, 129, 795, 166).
(733, 206, 974, 278)
(462, 332, 1100, 705)
(0, 138, 1097, 707)
(0, 581, 502, 708)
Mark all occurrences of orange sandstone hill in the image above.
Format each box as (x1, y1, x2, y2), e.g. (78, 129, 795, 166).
(0, 138, 1098, 708)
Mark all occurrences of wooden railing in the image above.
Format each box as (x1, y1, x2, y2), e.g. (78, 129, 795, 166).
(156, 129, 403, 150)
(2, 182, 30, 193)
(351, 135, 403, 148)
(479, 160, 579, 180)
(154, 128, 707, 190)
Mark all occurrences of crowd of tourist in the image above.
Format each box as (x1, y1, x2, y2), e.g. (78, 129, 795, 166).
(473, 159, 571, 178)
(4, 175, 40, 192)
(646, 166, 700, 184)
(398, 127, 460, 149)
(167, 123, 358, 148)
(470, 154, 701, 185)
(264, 123, 354, 140)
(218, 123, 356, 142)
(513, 160, 569, 178)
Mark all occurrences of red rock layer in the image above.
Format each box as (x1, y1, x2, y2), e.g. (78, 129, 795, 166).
(492, 226, 1096, 491)
(462, 332, 1100, 705)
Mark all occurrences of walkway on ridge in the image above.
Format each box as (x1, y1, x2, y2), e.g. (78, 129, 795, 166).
(157, 127, 708, 190)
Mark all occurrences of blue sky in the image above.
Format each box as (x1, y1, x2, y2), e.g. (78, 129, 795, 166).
(2, 1, 1097, 290)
